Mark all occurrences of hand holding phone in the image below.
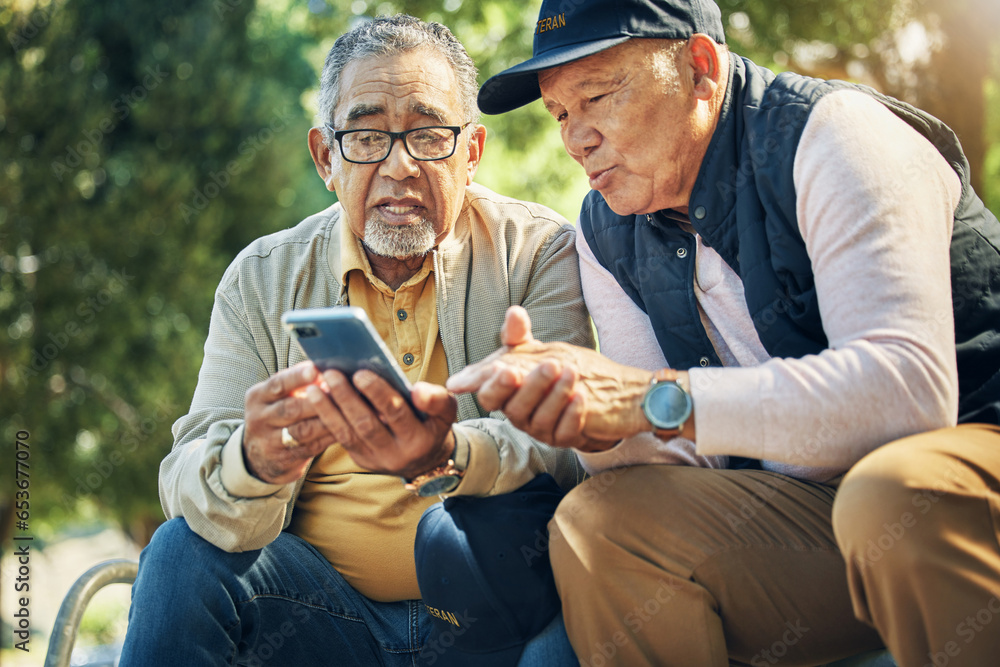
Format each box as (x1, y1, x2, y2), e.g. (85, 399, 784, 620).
(282, 306, 422, 416)
(242, 361, 338, 484)
(282, 306, 458, 480)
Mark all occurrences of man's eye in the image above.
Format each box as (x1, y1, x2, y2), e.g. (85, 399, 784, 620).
(556, 112, 567, 122)
(352, 132, 385, 146)
(410, 129, 448, 145)
(589, 94, 606, 104)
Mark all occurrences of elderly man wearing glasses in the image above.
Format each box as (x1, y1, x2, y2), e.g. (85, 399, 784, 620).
(119, 15, 591, 667)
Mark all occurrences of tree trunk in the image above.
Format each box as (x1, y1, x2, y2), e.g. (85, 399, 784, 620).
(912, 0, 991, 194)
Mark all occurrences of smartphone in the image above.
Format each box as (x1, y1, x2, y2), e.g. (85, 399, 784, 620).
(282, 306, 425, 418)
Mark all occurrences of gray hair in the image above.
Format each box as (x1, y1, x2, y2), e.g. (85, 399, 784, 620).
(317, 15, 480, 144)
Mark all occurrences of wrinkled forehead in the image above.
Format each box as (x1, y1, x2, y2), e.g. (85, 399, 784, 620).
(334, 48, 462, 126)
(538, 41, 637, 100)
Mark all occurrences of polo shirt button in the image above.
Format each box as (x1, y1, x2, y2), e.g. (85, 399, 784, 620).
(694, 206, 706, 220)
(403, 353, 415, 365)
(699, 357, 710, 367)
(676, 247, 688, 258)
(397, 309, 407, 321)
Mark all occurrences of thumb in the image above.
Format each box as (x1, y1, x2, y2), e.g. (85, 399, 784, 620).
(411, 382, 457, 418)
(500, 305, 534, 347)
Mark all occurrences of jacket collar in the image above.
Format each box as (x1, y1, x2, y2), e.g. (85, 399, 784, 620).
(682, 55, 773, 275)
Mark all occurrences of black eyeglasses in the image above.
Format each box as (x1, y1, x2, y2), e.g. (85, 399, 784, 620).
(325, 123, 470, 164)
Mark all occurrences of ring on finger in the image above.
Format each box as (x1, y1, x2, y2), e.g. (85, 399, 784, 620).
(281, 426, 302, 449)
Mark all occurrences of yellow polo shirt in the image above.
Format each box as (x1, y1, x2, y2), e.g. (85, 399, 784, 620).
(288, 223, 449, 602)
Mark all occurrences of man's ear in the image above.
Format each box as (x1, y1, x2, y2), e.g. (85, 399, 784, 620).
(465, 124, 487, 185)
(308, 127, 337, 192)
(687, 34, 723, 101)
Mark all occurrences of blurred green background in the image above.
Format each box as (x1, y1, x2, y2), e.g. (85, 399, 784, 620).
(1, 0, 999, 659)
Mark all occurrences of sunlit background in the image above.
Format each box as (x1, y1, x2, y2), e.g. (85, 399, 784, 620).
(2, 0, 999, 664)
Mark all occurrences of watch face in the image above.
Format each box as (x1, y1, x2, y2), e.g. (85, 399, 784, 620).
(417, 475, 462, 497)
(643, 382, 692, 430)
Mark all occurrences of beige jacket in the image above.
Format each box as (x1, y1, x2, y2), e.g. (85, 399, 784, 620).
(159, 183, 595, 552)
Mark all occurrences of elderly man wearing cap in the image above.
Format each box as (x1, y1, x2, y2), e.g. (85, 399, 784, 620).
(448, 0, 1000, 665)
(119, 15, 591, 667)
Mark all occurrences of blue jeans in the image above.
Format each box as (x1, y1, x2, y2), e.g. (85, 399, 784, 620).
(120, 518, 575, 666)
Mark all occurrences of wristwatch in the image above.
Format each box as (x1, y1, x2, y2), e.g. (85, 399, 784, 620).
(641, 369, 693, 439)
(403, 431, 469, 497)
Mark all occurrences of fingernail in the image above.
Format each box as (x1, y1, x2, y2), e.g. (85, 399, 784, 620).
(352, 371, 370, 388)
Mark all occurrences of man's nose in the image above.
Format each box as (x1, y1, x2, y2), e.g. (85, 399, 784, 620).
(563, 118, 601, 159)
(378, 138, 421, 180)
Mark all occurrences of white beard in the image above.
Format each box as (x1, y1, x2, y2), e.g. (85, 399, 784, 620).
(362, 214, 437, 259)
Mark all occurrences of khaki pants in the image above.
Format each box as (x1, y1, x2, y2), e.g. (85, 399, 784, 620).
(549, 424, 1000, 667)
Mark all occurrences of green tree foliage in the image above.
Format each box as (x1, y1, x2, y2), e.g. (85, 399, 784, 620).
(1, 0, 330, 544)
(716, 0, 1000, 199)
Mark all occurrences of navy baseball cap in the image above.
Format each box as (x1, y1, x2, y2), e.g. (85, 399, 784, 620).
(478, 0, 726, 114)
(414, 474, 566, 666)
